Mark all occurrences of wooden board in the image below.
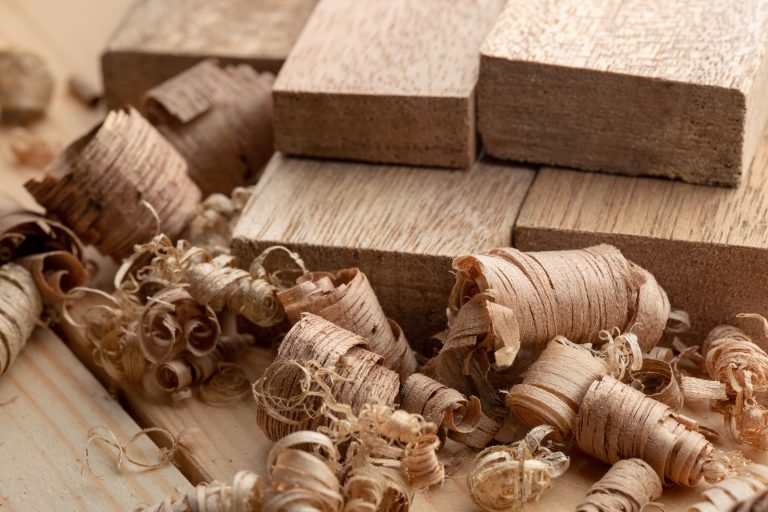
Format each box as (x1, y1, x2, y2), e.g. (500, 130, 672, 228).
(102, 0, 318, 108)
(231, 153, 536, 345)
(0, 328, 191, 510)
(478, 0, 768, 186)
(273, 0, 505, 169)
(515, 122, 768, 341)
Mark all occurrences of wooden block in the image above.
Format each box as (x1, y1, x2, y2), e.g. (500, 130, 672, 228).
(232, 154, 535, 344)
(0, 328, 190, 509)
(102, 0, 317, 108)
(515, 123, 768, 340)
(273, 0, 505, 168)
(479, 0, 768, 186)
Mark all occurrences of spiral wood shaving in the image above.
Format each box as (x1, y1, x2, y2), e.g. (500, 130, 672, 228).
(278, 268, 417, 380)
(136, 470, 263, 512)
(576, 459, 662, 512)
(575, 376, 714, 486)
(143, 60, 274, 196)
(467, 425, 569, 512)
(182, 187, 253, 253)
(689, 463, 768, 512)
(253, 314, 399, 441)
(0, 48, 53, 124)
(628, 357, 684, 410)
(343, 464, 411, 512)
(449, 244, 669, 353)
(0, 263, 42, 375)
(25, 106, 201, 258)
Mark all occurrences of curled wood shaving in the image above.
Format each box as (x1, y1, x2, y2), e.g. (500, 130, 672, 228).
(506, 338, 610, 440)
(467, 425, 569, 512)
(253, 314, 399, 441)
(680, 376, 728, 401)
(198, 364, 252, 406)
(448, 411, 503, 448)
(0, 263, 43, 375)
(628, 357, 684, 410)
(140, 286, 221, 363)
(143, 60, 274, 196)
(136, 470, 263, 512)
(666, 309, 691, 334)
(7, 128, 55, 169)
(0, 191, 84, 264)
(0, 48, 53, 124)
(575, 375, 713, 486)
(401, 373, 481, 441)
(689, 463, 768, 512)
(576, 458, 662, 512)
(182, 187, 253, 253)
(449, 244, 669, 353)
(155, 334, 252, 393)
(264, 431, 343, 512)
(18, 250, 88, 304)
(343, 464, 412, 512)
(85, 426, 191, 472)
(25, 107, 201, 258)
(278, 268, 417, 380)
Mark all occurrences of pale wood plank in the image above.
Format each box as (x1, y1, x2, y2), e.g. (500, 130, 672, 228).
(231, 154, 536, 344)
(479, 0, 768, 185)
(273, 0, 505, 168)
(0, 328, 191, 510)
(515, 121, 768, 340)
(102, 0, 318, 108)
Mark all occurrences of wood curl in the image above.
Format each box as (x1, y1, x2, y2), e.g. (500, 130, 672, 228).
(0, 263, 43, 375)
(576, 458, 662, 512)
(136, 470, 263, 512)
(689, 463, 768, 512)
(0, 48, 53, 125)
(279, 268, 417, 380)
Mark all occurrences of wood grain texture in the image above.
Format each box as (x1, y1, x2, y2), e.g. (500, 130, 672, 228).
(515, 122, 768, 341)
(0, 328, 190, 510)
(102, 0, 317, 107)
(232, 154, 535, 344)
(273, 0, 505, 168)
(479, 0, 768, 185)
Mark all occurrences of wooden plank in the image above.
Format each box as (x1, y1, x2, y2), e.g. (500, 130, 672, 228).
(0, 328, 191, 510)
(231, 154, 536, 344)
(515, 122, 768, 341)
(478, 0, 768, 186)
(273, 0, 505, 169)
(101, 0, 318, 108)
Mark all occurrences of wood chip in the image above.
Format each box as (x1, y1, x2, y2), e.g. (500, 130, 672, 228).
(467, 425, 569, 512)
(449, 244, 670, 353)
(136, 470, 263, 512)
(0, 263, 43, 375)
(253, 314, 399, 440)
(575, 376, 713, 486)
(0, 48, 53, 125)
(143, 60, 274, 196)
(25, 107, 201, 259)
(278, 268, 417, 380)
(576, 458, 662, 512)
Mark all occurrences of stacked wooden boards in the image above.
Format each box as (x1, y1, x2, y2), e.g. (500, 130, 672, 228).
(101, 0, 318, 107)
(478, 0, 768, 186)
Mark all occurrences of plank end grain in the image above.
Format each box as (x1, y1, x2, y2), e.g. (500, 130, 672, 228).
(273, 0, 505, 169)
(515, 122, 768, 340)
(479, 0, 768, 186)
(232, 154, 536, 345)
(101, 0, 317, 108)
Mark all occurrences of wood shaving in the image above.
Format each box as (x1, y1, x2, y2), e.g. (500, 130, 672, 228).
(689, 463, 768, 512)
(198, 364, 252, 406)
(666, 309, 691, 334)
(576, 458, 662, 512)
(18, 250, 88, 304)
(253, 314, 399, 441)
(143, 60, 274, 196)
(85, 426, 191, 472)
(467, 425, 569, 512)
(681, 376, 728, 401)
(628, 357, 684, 410)
(136, 470, 263, 512)
(155, 334, 252, 393)
(401, 373, 482, 442)
(449, 244, 670, 353)
(0, 48, 53, 125)
(67, 74, 101, 108)
(182, 187, 253, 253)
(25, 106, 201, 258)
(0, 191, 84, 264)
(279, 268, 417, 380)
(506, 338, 610, 440)
(0, 263, 43, 375)
(140, 286, 221, 363)
(7, 128, 56, 169)
(343, 464, 412, 512)
(448, 411, 503, 448)
(575, 375, 714, 486)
